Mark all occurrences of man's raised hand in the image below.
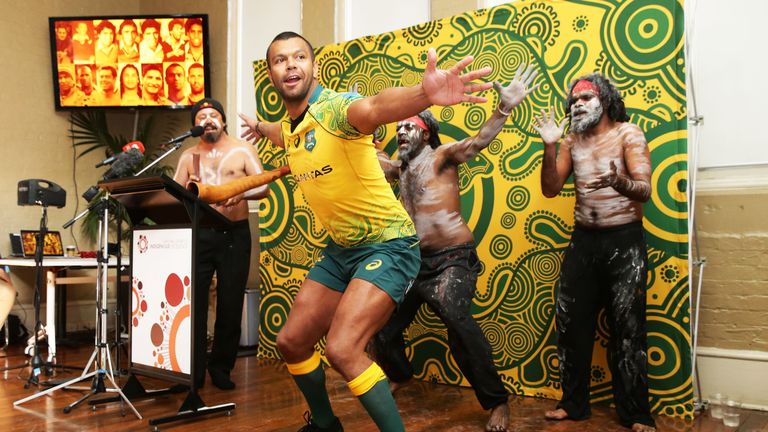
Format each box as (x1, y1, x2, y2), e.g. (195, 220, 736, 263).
(533, 107, 567, 145)
(495, 62, 540, 111)
(421, 47, 493, 106)
(239, 113, 263, 143)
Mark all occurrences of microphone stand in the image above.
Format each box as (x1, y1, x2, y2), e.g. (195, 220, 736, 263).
(135, 138, 188, 176)
(63, 196, 102, 230)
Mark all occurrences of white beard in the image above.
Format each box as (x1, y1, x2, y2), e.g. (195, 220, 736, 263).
(571, 102, 603, 133)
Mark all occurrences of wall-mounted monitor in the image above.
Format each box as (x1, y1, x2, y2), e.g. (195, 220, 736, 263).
(49, 14, 211, 110)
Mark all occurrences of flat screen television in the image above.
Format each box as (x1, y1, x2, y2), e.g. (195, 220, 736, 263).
(49, 14, 211, 110)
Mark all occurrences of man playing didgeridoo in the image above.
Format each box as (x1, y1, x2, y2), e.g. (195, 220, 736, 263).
(533, 73, 656, 431)
(174, 98, 270, 390)
(239, 31, 493, 432)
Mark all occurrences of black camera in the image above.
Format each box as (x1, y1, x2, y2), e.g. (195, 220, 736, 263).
(17, 179, 66, 208)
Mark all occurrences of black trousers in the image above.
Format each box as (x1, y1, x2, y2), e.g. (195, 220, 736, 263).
(193, 220, 251, 382)
(372, 244, 509, 411)
(556, 222, 655, 428)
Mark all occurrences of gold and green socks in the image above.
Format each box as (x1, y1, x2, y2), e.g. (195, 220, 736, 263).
(287, 351, 338, 429)
(348, 362, 405, 432)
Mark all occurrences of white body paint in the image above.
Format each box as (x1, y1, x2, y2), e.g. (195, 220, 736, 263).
(398, 132, 474, 252)
(570, 123, 649, 227)
(174, 107, 268, 221)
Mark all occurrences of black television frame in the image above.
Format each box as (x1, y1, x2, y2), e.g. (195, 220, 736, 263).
(49, 14, 211, 111)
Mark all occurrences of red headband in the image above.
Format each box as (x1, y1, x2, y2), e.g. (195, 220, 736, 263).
(572, 80, 600, 96)
(403, 115, 428, 131)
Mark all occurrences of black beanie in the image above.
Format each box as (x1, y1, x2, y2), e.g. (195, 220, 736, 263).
(191, 98, 226, 126)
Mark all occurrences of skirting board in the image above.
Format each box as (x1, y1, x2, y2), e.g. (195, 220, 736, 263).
(696, 165, 768, 192)
(697, 346, 768, 411)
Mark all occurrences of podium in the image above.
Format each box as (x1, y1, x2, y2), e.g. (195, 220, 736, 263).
(94, 174, 236, 427)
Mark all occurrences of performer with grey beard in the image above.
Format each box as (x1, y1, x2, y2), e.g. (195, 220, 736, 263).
(371, 64, 539, 432)
(534, 73, 656, 432)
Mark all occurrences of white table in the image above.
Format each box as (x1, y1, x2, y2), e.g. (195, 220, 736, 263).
(0, 256, 127, 362)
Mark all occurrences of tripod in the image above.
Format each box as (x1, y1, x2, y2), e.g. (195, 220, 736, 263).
(14, 192, 141, 419)
(0, 211, 80, 378)
(1, 208, 52, 383)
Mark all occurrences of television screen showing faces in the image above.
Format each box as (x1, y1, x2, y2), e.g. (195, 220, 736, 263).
(50, 14, 211, 110)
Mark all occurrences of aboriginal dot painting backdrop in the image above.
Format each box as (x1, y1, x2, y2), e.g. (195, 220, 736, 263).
(252, 0, 691, 419)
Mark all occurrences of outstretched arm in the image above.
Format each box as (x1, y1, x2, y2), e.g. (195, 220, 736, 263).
(443, 63, 539, 164)
(348, 48, 493, 135)
(534, 107, 572, 197)
(239, 113, 285, 148)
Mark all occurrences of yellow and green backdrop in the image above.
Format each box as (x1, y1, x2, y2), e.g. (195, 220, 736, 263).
(253, 0, 692, 419)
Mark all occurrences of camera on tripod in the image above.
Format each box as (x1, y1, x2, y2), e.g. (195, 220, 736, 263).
(17, 179, 66, 208)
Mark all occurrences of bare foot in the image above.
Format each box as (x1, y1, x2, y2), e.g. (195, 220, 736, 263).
(631, 423, 656, 432)
(486, 402, 510, 431)
(544, 408, 570, 420)
(389, 379, 409, 394)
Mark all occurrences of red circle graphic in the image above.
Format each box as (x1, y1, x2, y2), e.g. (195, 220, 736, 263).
(165, 273, 184, 307)
(150, 323, 164, 347)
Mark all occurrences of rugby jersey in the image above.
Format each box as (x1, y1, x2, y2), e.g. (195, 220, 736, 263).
(281, 86, 416, 247)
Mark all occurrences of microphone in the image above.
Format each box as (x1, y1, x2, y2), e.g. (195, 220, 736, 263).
(167, 125, 205, 144)
(102, 148, 145, 180)
(95, 141, 145, 168)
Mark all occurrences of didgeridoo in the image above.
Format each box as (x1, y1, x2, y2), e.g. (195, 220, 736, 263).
(188, 165, 291, 203)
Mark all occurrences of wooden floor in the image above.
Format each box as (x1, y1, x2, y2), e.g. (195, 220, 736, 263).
(1, 342, 767, 432)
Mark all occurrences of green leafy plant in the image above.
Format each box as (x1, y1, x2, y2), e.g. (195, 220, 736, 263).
(70, 110, 180, 243)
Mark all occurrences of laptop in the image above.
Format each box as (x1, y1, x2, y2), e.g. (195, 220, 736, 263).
(19, 230, 64, 257)
(9, 233, 23, 257)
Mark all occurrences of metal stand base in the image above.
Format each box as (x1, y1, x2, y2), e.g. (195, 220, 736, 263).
(148, 398, 235, 431)
(90, 373, 235, 429)
(13, 346, 142, 419)
(89, 373, 186, 406)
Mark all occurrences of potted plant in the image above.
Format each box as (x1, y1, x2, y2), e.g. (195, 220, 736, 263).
(70, 110, 181, 243)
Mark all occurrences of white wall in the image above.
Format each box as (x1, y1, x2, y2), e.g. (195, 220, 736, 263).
(688, 0, 768, 169)
(336, 0, 430, 42)
(230, 0, 302, 139)
(229, 0, 430, 119)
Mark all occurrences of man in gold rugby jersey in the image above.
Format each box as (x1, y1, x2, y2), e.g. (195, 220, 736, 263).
(240, 31, 493, 432)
